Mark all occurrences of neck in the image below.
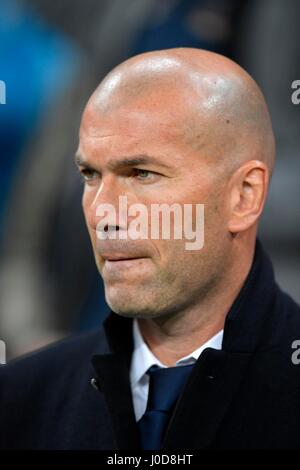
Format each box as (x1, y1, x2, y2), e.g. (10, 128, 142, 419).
(138, 243, 255, 366)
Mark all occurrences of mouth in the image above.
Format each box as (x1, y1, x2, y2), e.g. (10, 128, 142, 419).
(103, 257, 149, 274)
(102, 253, 146, 261)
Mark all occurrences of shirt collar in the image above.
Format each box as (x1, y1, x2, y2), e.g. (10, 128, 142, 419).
(130, 319, 223, 388)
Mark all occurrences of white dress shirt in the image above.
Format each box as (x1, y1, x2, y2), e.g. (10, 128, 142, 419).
(130, 319, 223, 421)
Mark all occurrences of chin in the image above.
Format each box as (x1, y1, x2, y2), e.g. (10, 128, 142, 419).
(105, 291, 158, 319)
(106, 300, 154, 318)
(106, 293, 175, 320)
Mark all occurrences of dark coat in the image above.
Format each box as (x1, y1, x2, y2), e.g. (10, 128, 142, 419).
(1, 241, 300, 450)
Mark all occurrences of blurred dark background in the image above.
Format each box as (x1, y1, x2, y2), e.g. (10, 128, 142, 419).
(0, 0, 299, 358)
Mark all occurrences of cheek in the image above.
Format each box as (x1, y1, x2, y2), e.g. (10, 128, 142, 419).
(82, 188, 98, 231)
(152, 239, 186, 271)
(82, 185, 93, 210)
(83, 218, 97, 254)
(81, 194, 101, 256)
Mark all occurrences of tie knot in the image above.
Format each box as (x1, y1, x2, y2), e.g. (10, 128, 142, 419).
(146, 364, 194, 413)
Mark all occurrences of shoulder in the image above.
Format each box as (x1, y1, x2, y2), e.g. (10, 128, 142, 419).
(0, 327, 113, 449)
(0, 327, 108, 394)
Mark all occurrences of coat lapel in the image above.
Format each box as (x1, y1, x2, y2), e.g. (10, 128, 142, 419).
(92, 353, 140, 449)
(163, 349, 253, 449)
(91, 314, 140, 450)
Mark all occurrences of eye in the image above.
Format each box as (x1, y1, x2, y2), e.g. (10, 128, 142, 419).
(80, 168, 99, 182)
(133, 168, 158, 182)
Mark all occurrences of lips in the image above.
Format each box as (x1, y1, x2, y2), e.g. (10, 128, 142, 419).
(101, 253, 142, 261)
(102, 256, 149, 275)
(97, 239, 150, 262)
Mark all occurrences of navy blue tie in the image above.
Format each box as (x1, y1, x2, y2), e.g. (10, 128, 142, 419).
(138, 364, 194, 450)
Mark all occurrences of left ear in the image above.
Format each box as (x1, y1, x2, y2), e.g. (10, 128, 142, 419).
(227, 160, 269, 234)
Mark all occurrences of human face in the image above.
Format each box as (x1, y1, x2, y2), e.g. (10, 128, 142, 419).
(77, 92, 231, 319)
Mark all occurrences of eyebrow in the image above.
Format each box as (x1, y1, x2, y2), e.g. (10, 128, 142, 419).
(75, 152, 173, 171)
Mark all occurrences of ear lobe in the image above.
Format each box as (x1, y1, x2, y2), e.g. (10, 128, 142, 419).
(227, 161, 269, 234)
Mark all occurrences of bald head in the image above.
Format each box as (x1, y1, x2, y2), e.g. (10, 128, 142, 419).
(85, 47, 275, 175)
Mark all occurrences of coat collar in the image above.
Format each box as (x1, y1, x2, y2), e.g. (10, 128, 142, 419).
(222, 239, 277, 353)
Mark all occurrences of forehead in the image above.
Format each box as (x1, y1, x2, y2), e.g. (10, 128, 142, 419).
(80, 98, 197, 156)
(79, 120, 188, 175)
(78, 82, 223, 173)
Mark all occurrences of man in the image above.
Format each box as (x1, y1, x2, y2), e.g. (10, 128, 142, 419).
(0, 48, 300, 450)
